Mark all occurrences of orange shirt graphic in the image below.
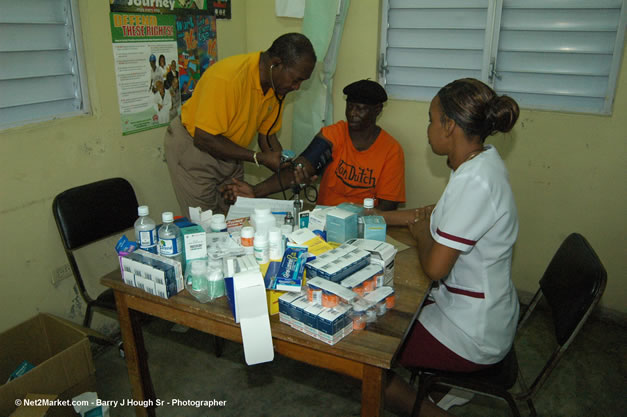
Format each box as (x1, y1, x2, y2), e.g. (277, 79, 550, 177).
(317, 121, 406, 206)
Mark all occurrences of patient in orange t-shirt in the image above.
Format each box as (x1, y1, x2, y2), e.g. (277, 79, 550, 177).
(221, 79, 406, 211)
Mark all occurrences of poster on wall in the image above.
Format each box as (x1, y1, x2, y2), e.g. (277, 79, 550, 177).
(176, 14, 217, 102)
(111, 13, 180, 135)
(110, 0, 231, 19)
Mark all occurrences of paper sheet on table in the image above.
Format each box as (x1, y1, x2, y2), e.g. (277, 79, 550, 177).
(226, 197, 297, 221)
(234, 270, 274, 365)
(386, 234, 411, 253)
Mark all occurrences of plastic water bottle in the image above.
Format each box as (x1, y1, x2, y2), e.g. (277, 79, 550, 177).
(134, 206, 157, 253)
(158, 212, 183, 264)
(358, 198, 375, 238)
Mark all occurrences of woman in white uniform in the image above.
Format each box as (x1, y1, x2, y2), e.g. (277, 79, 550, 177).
(385, 78, 520, 417)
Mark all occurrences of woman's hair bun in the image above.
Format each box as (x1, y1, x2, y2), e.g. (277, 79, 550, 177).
(438, 78, 520, 141)
(486, 95, 519, 135)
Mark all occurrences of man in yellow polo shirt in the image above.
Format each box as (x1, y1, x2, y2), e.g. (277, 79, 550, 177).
(164, 33, 316, 216)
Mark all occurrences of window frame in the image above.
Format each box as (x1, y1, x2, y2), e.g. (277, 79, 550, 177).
(0, 0, 90, 131)
(379, 0, 626, 115)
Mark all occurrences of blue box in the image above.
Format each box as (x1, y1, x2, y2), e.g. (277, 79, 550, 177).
(363, 216, 387, 241)
(317, 307, 347, 336)
(326, 208, 358, 243)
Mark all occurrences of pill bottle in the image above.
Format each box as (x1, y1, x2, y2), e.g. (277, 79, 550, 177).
(241, 226, 255, 254)
(322, 291, 339, 308)
(210, 213, 227, 232)
(352, 284, 365, 297)
(375, 272, 385, 288)
(268, 227, 284, 261)
(386, 292, 396, 309)
(253, 232, 269, 264)
(250, 207, 276, 236)
(352, 309, 366, 330)
(365, 307, 378, 323)
(207, 269, 225, 299)
(307, 285, 322, 305)
(363, 277, 376, 293)
(376, 301, 387, 316)
(190, 260, 207, 293)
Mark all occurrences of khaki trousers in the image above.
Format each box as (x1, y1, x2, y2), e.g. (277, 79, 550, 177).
(164, 116, 244, 217)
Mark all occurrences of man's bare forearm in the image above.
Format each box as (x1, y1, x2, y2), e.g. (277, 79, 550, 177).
(258, 133, 282, 153)
(253, 156, 314, 197)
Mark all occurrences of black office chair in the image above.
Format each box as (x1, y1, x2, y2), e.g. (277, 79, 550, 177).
(410, 233, 607, 417)
(52, 178, 139, 330)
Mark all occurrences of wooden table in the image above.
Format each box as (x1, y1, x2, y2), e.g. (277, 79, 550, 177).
(102, 227, 430, 417)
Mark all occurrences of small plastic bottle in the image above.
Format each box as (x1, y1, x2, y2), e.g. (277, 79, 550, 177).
(210, 214, 227, 232)
(207, 269, 225, 299)
(268, 227, 284, 261)
(240, 226, 255, 255)
(190, 260, 208, 293)
(251, 208, 276, 236)
(284, 212, 294, 230)
(134, 205, 158, 253)
(292, 199, 302, 229)
(253, 232, 269, 264)
(158, 212, 183, 264)
(358, 198, 376, 238)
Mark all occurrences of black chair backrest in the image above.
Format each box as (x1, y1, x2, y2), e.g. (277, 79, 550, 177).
(539, 233, 607, 345)
(52, 178, 139, 251)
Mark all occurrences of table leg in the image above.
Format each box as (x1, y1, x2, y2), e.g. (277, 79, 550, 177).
(361, 365, 384, 417)
(115, 292, 156, 417)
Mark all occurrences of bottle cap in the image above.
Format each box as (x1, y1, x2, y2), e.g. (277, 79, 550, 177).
(254, 207, 271, 216)
(162, 211, 174, 222)
(268, 227, 281, 241)
(241, 226, 254, 238)
(212, 213, 225, 223)
(138, 205, 149, 216)
(364, 198, 375, 209)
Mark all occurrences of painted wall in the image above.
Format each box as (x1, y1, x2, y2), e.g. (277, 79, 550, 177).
(0, 0, 624, 333)
(333, 0, 627, 315)
(0, 0, 247, 333)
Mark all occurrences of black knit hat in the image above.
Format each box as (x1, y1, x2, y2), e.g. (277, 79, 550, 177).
(343, 79, 387, 105)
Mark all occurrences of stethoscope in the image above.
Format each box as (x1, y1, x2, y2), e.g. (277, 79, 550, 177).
(265, 64, 317, 204)
(265, 63, 285, 146)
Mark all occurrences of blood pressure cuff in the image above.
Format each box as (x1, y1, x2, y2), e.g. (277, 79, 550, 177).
(299, 135, 333, 175)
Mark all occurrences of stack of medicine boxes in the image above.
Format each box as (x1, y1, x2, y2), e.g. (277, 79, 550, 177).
(119, 222, 205, 299)
(119, 250, 185, 299)
(278, 239, 397, 345)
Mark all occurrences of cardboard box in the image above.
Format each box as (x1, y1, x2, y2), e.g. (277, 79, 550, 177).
(346, 239, 397, 286)
(8, 392, 86, 417)
(0, 314, 96, 417)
